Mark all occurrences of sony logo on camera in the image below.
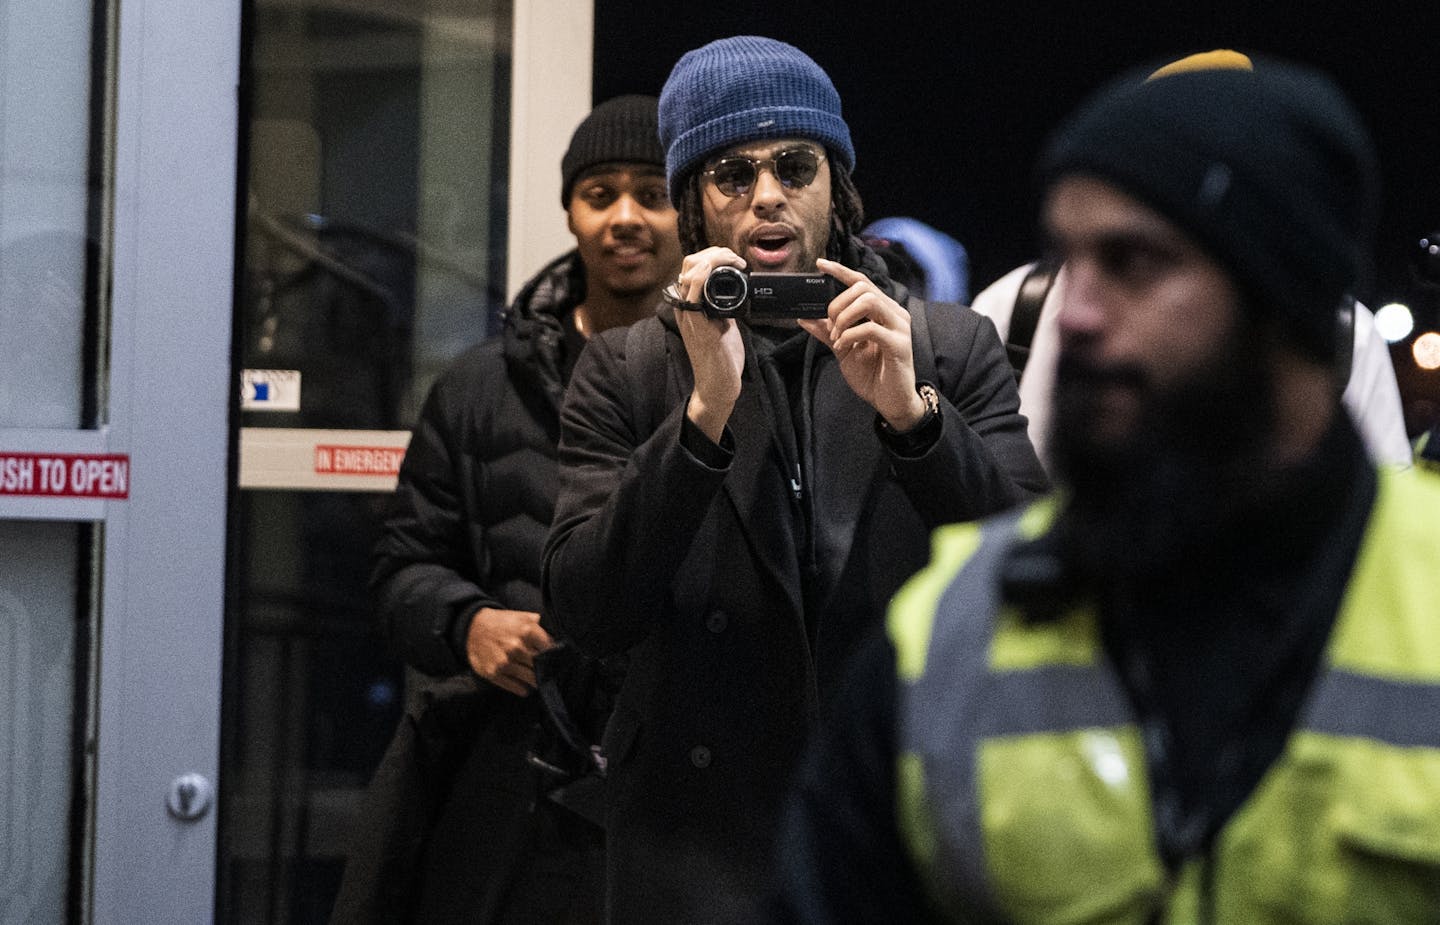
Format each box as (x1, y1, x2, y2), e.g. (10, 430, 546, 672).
(702, 267, 840, 321)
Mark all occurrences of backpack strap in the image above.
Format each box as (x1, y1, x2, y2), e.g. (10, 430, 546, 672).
(624, 317, 670, 436)
(906, 295, 939, 386)
(1006, 256, 1062, 381)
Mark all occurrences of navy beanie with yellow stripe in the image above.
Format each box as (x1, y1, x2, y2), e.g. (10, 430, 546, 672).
(1039, 53, 1380, 362)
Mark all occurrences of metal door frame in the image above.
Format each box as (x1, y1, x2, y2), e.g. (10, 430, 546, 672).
(89, 0, 241, 919)
(0, 0, 238, 918)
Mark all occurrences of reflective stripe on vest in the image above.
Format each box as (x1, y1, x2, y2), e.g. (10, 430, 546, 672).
(892, 467, 1440, 923)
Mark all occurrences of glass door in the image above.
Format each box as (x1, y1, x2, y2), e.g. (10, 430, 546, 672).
(0, 0, 103, 910)
(222, 1, 517, 920)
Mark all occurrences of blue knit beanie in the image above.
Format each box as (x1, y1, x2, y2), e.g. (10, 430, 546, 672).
(658, 36, 855, 205)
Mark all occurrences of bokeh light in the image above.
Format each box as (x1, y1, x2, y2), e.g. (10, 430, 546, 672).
(1374, 302, 1414, 343)
(1414, 332, 1440, 371)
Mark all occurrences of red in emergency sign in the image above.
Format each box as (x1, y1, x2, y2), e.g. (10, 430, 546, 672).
(313, 444, 405, 477)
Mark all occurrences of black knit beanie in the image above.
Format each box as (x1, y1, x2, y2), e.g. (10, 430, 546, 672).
(1039, 56, 1380, 362)
(560, 94, 665, 206)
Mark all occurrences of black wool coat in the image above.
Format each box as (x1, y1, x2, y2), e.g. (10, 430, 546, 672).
(542, 244, 1049, 924)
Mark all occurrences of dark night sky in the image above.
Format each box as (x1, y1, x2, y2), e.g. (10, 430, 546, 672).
(594, 1, 1440, 310)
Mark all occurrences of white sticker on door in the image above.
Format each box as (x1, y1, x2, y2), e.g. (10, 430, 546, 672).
(241, 369, 302, 411)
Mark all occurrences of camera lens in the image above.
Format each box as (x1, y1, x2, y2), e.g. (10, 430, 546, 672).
(703, 266, 748, 314)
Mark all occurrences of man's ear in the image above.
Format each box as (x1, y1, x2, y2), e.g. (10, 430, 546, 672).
(566, 207, 578, 237)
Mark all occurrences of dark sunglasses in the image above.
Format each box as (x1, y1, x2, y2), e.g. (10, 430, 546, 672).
(701, 148, 827, 198)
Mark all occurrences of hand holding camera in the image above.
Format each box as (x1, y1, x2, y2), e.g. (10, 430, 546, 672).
(672, 248, 749, 443)
(671, 250, 925, 437)
(798, 257, 927, 431)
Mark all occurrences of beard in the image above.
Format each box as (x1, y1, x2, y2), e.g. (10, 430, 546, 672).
(1049, 321, 1280, 584)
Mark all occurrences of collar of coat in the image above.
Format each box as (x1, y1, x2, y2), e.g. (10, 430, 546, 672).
(502, 249, 586, 407)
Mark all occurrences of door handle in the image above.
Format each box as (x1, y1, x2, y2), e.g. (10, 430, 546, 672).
(165, 773, 214, 821)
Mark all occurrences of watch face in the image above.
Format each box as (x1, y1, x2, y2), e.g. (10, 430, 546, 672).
(880, 384, 940, 436)
(920, 383, 940, 416)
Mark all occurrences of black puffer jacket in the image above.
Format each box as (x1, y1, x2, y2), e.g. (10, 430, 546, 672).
(372, 249, 582, 671)
(338, 251, 607, 925)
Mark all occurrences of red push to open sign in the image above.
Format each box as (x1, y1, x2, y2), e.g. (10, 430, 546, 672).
(0, 452, 131, 499)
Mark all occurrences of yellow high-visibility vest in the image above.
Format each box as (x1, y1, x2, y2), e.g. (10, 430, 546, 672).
(890, 468, 1440, 923)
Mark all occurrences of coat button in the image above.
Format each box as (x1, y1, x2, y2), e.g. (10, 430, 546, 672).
(690, 745, 712, 769)
(705, 610, 729, 634)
